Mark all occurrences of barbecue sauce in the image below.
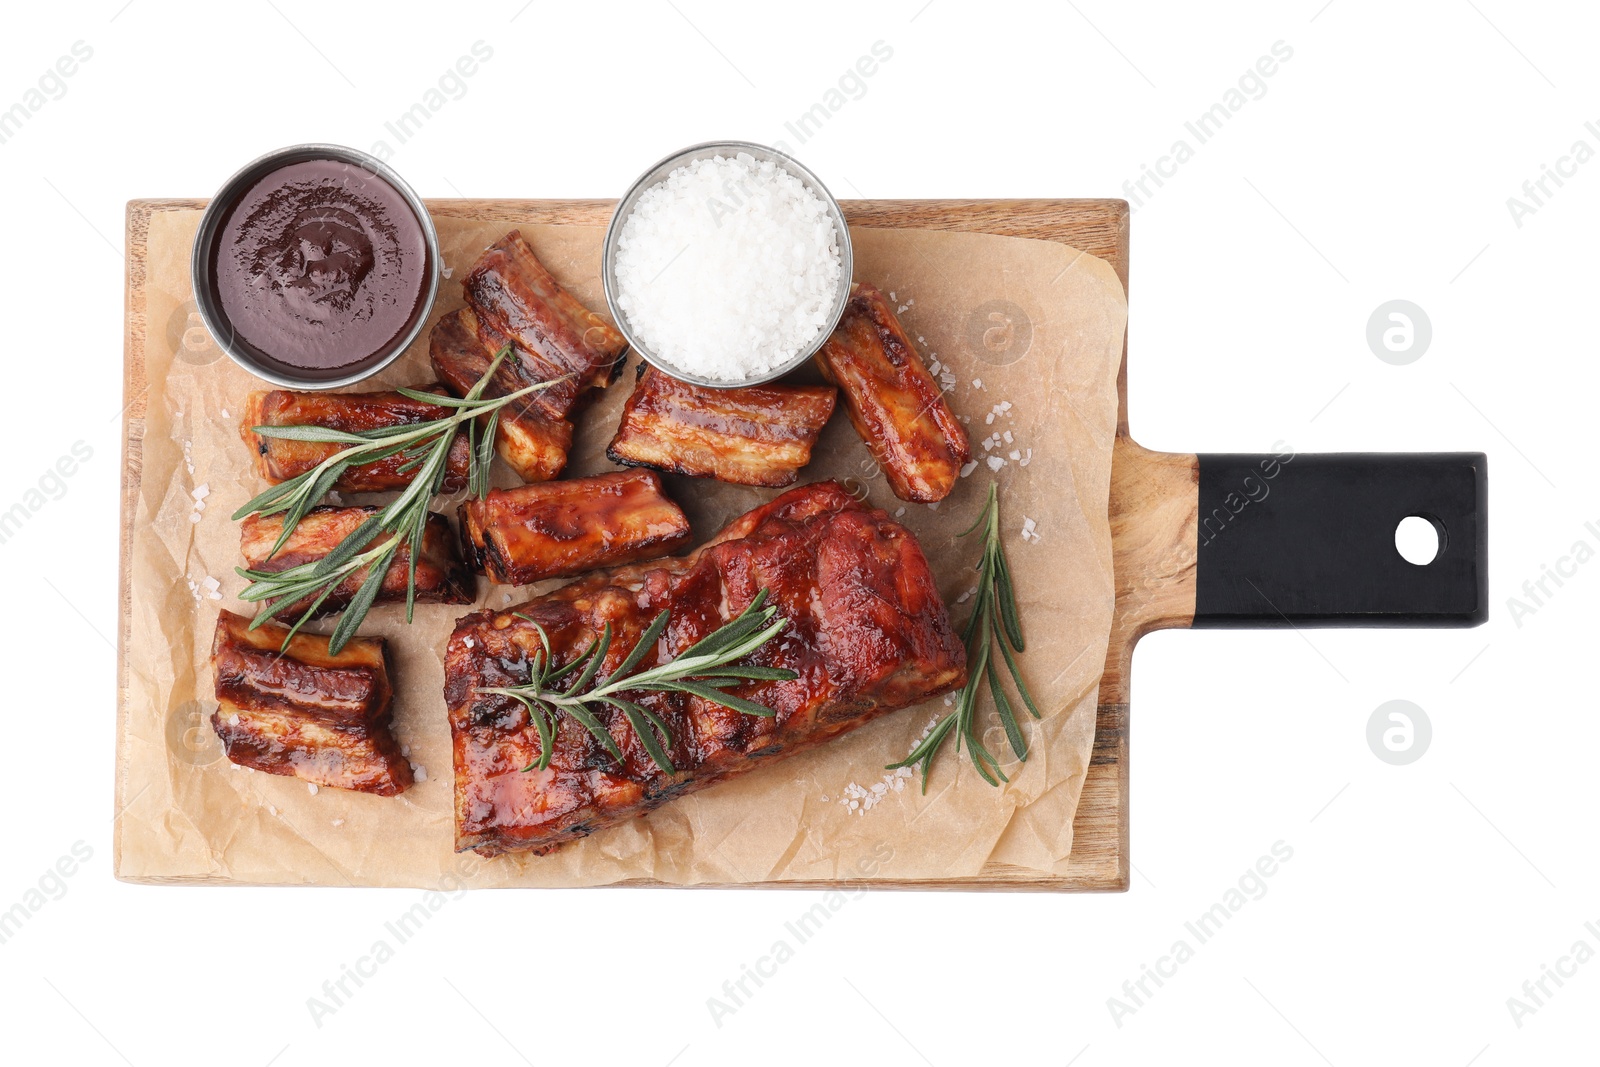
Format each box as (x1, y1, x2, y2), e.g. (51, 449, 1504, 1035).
(211, 159, 428, 379)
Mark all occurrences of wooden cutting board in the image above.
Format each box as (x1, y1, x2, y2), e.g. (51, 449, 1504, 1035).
(119, 198, 1486, 891)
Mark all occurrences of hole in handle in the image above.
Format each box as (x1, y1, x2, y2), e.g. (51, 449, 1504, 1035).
(1395, 514, 1445, 566)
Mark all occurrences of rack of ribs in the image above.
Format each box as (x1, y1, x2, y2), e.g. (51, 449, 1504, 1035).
(443, 480, 967, 856)
(430, 230, 628, 482)
(240, 505, 474, 618)
(606, 365, 837, 487)
(457, 469, 692, 586)
(815, 282, 970, 503)
(210, 609, 413, 795)
(240, 384, 472, 493)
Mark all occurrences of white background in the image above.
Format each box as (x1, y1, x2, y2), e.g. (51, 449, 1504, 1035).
(1, 1, 1595, 1063)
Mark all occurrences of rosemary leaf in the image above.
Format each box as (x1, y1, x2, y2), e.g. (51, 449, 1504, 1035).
(247, 424, 374, 445)
(987, 658, 1026, 761)
(511, 693, 557, 772)
(996, 631, 1041, 719)
(393, 388, 493, 408)
(562, 626, 612, 697)
(679, 589, 772, 659)
(328, 548, 394, 651)
(994, 544, 1024, 652)
(604, 697, 676, 774)
(659, 680, 779, 718)
(612, 610, 670, 680)
(232, 470, 315, 522)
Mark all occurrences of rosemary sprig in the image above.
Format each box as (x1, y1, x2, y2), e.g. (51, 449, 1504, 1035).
(889, 482, 1040, 791)
(476, 589, 798, 774)
(233, 344, 561, 652)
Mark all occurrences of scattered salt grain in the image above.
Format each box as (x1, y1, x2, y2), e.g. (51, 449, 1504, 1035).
(972, 378, 984, 389)
(1009, 450, 1021, 461)
(189, 512, 202, 524)
(332, 818, 345, 828)
(192, 484, 210, 500)
(613, 152, 842, 382)
(959, 461, 979, 478)
(824, 716, 941, 814)
(412, 763, 428, 783)
(987, 456, 1004, 472)
(268, 805, 278, 817)
(307, 782, 319, 796)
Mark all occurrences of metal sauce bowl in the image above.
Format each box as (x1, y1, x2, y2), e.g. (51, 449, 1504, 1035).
(190, 143, 440, 390)
(601, 140, 854, 389)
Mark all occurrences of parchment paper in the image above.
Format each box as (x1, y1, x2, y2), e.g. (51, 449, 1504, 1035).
(114, 208, 1127, 887)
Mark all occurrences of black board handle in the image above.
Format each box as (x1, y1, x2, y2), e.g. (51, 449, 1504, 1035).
(1192, 452, 1488, 628)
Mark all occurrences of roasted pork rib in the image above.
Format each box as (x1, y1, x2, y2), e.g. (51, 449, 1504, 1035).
(430, 307, 574, 483)
(443, 481, 967, 856)
(241, 505, 474, 619)
(606, 366, 837, 487)
(430, 230, 628, 482)
(457, 469, 692, 586)
(815, 282, 971, 502)
(210, 609, 413, 795)
(241, 385, 472, 493)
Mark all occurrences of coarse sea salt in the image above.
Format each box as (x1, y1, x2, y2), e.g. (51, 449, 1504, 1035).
(613, 153, 842, 383)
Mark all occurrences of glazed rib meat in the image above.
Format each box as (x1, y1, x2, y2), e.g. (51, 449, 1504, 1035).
(464, 229, 627, 404)
(210, 609, 413, 795)
(815, 282, 971, 502)
(458, 469, 692, 586)
(241, 505, 474, 618)
(607, 366, 837, 487)
(431, 307, 573, 483)
(443, 480, 967, 856)
(241, 385, 471, 493)
(430, 230, 628, 482)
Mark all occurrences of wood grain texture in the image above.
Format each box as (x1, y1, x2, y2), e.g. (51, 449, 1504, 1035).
(118, 198, 1199, 892)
